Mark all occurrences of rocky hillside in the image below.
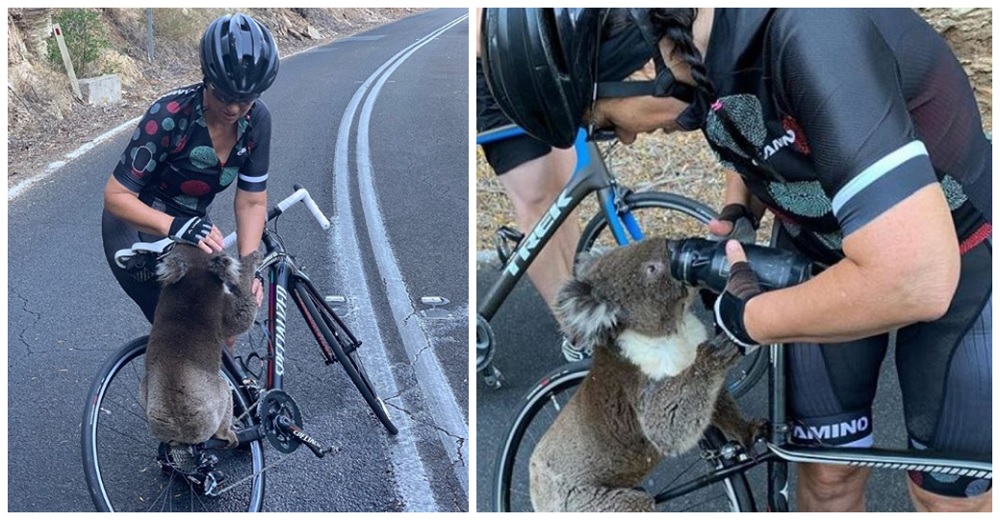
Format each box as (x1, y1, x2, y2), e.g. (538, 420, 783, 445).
(919, 8, 992, 126)
(7, 8, 422, 182)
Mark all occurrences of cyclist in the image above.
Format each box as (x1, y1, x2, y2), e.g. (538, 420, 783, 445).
(102, 13, 279, 326)
(482, 8, 991, 512)
(475, 9, 580, 360)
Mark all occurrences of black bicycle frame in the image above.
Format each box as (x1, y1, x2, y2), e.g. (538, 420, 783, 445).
(260, 231, 292, 392)
(258, 229, 360, 392)
(649, 342, 992, 511)
(478, 137, 627, 320)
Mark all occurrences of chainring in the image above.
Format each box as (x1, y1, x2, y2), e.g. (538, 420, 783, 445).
(257, 389, 303, 454)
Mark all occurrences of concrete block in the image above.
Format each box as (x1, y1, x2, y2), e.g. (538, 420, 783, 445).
(78, 74, 122, 106)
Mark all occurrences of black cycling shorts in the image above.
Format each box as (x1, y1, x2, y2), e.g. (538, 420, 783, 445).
(783, 225, 991, 497)
(476, 59, 551, 175)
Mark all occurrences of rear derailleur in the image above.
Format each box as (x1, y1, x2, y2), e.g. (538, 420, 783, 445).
(157, 443, 226, 497)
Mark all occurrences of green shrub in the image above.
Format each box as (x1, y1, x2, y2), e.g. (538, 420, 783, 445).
(47, 9, 111, 78)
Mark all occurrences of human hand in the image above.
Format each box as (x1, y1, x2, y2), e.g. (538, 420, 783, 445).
(168, 216, 222, 253)
(707, 204, 758, 244)
(713, 240, 762, 351)
(204, 225, 225, 253)
(251, 277, 263, 308)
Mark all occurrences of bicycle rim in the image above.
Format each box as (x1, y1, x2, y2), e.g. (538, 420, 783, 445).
(297, 282, 398, 435)
(576, 191, 717, 255)
(81, 338, 265, 512)
(577, 191, 767, 398)
(494, 360, 753, 512)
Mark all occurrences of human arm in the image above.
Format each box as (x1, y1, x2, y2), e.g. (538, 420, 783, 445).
(103, 176, 173, 237)
(234, 101, 272, 257)
(234, 188, 267, 257)
(234, 188, 266, 306)
(735, 183, 959, 344)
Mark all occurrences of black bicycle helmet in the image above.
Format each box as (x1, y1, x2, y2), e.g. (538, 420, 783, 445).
(482, 8, 698, 148)
(200, 13, 280, 99)
(482, 9, 607, 149)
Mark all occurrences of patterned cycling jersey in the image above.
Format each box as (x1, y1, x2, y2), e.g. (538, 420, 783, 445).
(113, 83, 271, 218)
(702, 8, 991, 264)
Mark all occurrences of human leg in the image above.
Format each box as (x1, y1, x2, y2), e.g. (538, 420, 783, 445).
(797, 464, 871, 512)
(497, 148, 579, 308)
(477, 57, 579, 309)
(102, 209, 161, 324)
(786, 332, 889, 511)
(908, 481, 991, 512)
(895, 239, 991, 511)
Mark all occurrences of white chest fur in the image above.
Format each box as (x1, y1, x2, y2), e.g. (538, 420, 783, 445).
(616, 311, 707, 380)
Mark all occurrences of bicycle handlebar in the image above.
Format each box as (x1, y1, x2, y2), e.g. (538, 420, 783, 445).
(221, 184, 330, 249)
(114, 186, 330, 267)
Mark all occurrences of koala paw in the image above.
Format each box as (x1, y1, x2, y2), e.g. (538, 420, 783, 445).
(240, 250, 264, 270)
(704, 332, 741, 367)
(215, 427, 239, 450)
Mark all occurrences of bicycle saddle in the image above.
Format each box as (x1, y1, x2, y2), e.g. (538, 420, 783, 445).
(113, 237, 175, 269)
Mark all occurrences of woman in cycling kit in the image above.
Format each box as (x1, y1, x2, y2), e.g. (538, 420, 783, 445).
(102, 13, 279, 324)
(482, 8, 991, 512)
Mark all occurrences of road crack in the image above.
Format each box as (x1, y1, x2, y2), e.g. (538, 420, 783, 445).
(13, 287, 42, 357)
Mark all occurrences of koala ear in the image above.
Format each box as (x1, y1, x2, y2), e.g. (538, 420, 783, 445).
(157, 252, 187, 285)
(208, 254, 241, 287)
(572, 249, 602, 277)
(555, 277, 621, 348)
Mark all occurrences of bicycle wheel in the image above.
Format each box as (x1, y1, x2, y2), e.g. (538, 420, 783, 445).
(576, 191, 767, 399)
(294, 281, 398, 435)
(494, 360, 754, 512)
(81, 337, 265, 512)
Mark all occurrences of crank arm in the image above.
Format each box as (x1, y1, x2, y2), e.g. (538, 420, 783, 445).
(275, 415, 335, 458)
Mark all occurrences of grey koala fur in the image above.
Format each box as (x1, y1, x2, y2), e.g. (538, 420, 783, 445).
(141, 244, 263, 448)
(530, 238, 760, 512)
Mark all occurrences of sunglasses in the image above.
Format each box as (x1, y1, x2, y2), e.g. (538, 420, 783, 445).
(208, 83, 260, 106)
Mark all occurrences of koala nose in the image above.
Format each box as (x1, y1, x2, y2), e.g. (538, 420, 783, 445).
(644, 260, 666, 277)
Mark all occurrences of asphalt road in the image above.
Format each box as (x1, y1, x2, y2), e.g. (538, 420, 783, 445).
(8, 9, 469, 512)
(475, 263, 916, 512)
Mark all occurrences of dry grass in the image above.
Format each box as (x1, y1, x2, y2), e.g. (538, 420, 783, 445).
(477, 131, 735, 254)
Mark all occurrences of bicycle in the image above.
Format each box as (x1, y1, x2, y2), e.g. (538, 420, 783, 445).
(81, 185, 398, 512)
(493, 344, 993, 511)
(476, 125, 768, 396)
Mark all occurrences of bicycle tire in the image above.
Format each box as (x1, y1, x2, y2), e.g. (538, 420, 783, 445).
(493, 360, 754, 512)
(576, 191, 767, 399)
(294, 281, 399, 435)
(81, 337, 266, 512)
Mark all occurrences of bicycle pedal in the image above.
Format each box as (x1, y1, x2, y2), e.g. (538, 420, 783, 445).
(198, 469, 226, 497)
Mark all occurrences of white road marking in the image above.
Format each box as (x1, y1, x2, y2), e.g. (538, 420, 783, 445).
(332, 14, 468, 511)
(357, 14, 469, 494)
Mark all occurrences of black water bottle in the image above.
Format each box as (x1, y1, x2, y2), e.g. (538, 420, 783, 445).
(667, 238, 813, 293)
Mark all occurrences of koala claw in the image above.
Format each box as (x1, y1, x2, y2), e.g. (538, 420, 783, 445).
(740, 418, 769, 454)
(703, 333, 741, 367)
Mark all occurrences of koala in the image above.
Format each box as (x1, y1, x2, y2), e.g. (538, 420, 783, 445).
(529, 238, 759, 512)
(141, 244, 263, 448)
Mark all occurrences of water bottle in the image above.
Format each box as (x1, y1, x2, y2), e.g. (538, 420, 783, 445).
(667, 238, 813, 293)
